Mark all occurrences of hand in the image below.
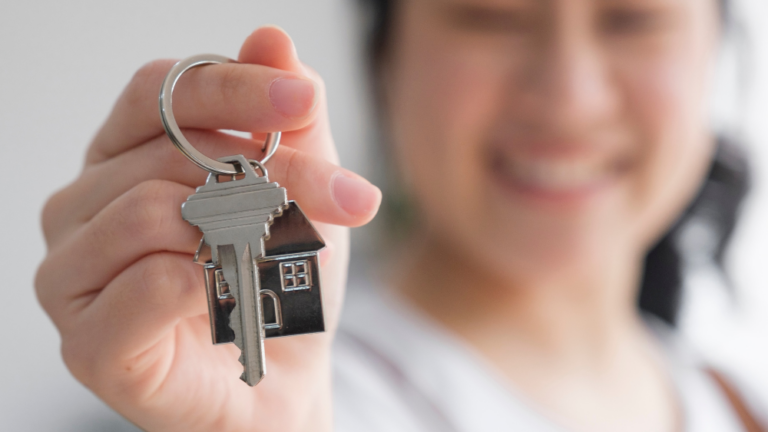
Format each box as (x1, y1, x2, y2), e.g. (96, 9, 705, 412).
(35, 27, 381, 432)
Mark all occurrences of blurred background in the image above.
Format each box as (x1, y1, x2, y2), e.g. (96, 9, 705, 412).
(0, 0, 767, 430)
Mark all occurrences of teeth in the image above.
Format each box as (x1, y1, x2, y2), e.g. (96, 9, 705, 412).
(501, 159, 610, 191)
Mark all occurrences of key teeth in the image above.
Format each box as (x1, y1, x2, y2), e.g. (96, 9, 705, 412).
(226, 272, 264, 386)
(215, 220, 283, 387)
(226, 275, 248, 380)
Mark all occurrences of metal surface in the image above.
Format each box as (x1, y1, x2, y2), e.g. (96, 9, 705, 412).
(260, 290, 283, 331)
(220, 243, 265, 386)
(279, 259, 312, 292)
(202, 201, 326, 344)
(259, 201, 325, 339)
(203, 264, 235, 345)
(258, 253, 325, 339)
(159, 54, 281, 175)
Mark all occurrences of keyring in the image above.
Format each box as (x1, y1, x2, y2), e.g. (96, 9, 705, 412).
(159, 54, 281, 176)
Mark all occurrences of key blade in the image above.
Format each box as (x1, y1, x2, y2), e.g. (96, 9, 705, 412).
(219, 243, 265, 386)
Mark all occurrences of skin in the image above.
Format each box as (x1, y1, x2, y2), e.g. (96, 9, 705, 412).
(36, 27, 381, 432)
(35, 0, 721, 430)
(384, 0, 719, 431)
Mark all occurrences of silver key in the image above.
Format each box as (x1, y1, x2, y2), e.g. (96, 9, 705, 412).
(182, 155, 287, 385)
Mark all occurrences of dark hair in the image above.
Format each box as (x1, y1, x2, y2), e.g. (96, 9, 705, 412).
(361, 0, 750, 325)
(639, 140, 749, 324)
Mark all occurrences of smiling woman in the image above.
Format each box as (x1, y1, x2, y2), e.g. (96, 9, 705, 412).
(32, 0, 763, 431)
(364, 0, 748, 327)
(332, 0, 759, 431)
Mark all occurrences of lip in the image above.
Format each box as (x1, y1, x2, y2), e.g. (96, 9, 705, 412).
(487, 147, 630, 207)
(492, 170, 617, 206)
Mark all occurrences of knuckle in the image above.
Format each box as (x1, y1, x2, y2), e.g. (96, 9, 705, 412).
(146, 133, 189, 172)
(216, 65, 252, 106)
(40, 189, 66, 243)
(125, 59, 175, 109)
(120, 180, 180, 242)
(132, 59, 175, 88)
(137, 255, 174, 305)
(135, 253, 196, 307)
(61, 335, 95, 386)
(33, 259, 54, 315)
(281, 147, 301, 192)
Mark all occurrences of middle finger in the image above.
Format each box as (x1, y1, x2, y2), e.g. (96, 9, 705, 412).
(47, 130, 380, 246)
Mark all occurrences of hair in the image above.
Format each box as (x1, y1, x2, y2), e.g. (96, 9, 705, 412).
(360, 0, 750, 326)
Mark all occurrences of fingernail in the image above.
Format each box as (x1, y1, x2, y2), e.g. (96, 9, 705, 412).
(269, 77, 318, 118)
(331, 172, 382, 217)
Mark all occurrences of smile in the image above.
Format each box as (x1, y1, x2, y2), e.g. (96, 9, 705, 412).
(490, 149, 631, 203)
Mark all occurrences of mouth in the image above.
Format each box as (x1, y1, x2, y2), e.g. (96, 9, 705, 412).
(489, 148, 632, 204)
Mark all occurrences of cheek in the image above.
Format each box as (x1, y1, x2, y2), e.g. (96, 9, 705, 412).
(620, 50, 715, 247)
(388, 31, 513, 233)
(391, 35, 508, 155)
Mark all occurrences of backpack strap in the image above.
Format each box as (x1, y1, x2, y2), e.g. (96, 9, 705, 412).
(706, 368, 765, 432)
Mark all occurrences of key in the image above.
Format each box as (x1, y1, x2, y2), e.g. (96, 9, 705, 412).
(182, 154, 288, 386)
(160, 55, 326, 387)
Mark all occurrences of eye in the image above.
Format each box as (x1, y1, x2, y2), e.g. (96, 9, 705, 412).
(447, 7, 534, 34)
(600, 7, 668, 35)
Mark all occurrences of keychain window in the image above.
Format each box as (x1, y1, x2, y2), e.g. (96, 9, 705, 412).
(281, 261, 312, 291)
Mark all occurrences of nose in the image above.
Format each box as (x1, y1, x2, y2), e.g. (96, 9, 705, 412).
(519, 18, 620, 136)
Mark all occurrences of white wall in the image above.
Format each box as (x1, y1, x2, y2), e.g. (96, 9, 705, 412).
(0, 1, 766, 431)
(679, 0, 768, 397)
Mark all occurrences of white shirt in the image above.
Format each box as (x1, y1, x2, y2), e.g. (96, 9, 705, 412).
(333, 287, 761, 432)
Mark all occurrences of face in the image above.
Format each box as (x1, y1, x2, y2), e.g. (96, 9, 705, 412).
(384, 0, 721, 279)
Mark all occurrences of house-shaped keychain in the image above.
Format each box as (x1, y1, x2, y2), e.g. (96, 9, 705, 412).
(202, 201, 326, 344)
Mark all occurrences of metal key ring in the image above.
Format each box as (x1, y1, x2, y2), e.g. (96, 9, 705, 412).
(159, 54, 281, 176)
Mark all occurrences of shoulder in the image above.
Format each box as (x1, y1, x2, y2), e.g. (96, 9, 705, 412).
(331, 286, 567, 432)
(331, 287, 452, 432)
(644, 315, 768, 430)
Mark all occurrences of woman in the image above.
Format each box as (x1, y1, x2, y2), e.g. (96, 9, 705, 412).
(35, 0, 761, 431)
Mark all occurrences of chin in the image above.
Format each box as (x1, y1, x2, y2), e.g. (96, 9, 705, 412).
(465, 220, 634, 282)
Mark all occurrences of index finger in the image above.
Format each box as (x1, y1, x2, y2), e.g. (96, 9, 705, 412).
(86, 59, 320, 165)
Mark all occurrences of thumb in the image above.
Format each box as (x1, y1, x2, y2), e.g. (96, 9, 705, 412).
(238, 26, 306, 75)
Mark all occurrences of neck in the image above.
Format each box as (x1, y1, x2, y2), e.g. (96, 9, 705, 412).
(391, 234, 680, 431)
(393, 233, 648, 370)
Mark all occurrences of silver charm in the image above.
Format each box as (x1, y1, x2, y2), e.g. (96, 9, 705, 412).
(160, 55, 325, 386)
